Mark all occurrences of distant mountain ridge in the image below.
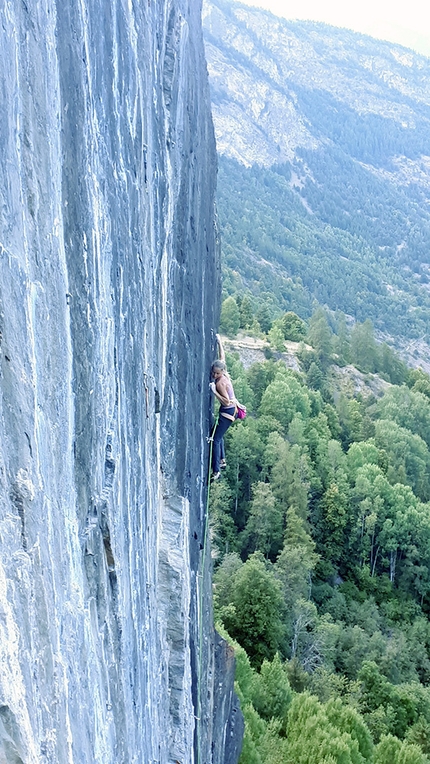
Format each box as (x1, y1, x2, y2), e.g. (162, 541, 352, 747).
(203, 0, 430, 362)
(203, 0, 430, 167)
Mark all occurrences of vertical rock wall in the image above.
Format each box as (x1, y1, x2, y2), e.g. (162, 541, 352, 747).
(0, 0, 242, 762)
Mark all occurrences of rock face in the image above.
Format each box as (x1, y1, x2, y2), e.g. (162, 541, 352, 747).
(0, 1, 242, 762)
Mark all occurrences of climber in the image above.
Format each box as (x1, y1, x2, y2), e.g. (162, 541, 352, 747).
(209, 334, 237, 480)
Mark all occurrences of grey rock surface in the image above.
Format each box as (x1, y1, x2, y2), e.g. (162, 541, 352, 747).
(0, 0, 241, 762)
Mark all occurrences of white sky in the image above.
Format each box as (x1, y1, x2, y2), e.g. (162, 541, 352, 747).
(240, 0, 430, 56)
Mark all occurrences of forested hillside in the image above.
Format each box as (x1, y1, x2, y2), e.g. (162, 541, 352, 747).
(203, 0, 430, 364)
(203, 1, 430, 758)
(210, 323, 430, 763)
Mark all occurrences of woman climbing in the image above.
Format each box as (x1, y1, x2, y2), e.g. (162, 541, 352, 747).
(209, 334, 237, 480)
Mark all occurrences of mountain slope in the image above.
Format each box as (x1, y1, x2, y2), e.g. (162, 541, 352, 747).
(203, 0, 430, 352)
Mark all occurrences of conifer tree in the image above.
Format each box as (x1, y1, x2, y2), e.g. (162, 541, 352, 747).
(220, 295, 241, 336)
(240, 294, 255, 329)
(334, 313, 351, 365)
(318, 482, 349, 564)
(209, 480, 238, 556)
(242, 482, 283, 560)
(307, 361, 324, 390)
(275, 507, 318, 609)
(250, 653, 293, 730)
(256, 302, 273, 334)
(350, 319, 377, 373)
(307, 308, 333, 369)
(268, 322, 287, 352)
(270, 440, 311, 519)
(286, 692, 368, 764)
(374, 735, 428, 764)
(222, 553, 285, 668)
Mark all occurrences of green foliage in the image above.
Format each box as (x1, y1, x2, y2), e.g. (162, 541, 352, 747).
(297, 342, 319, 373)
(268, 321, 286, 352)
(290, 599, 322, 674)
(217, 628, 290, 764)
(333, 313, 352, 366)
(374, 735, 429, 764)
(337, 394, 371, 447)
(216, 154, 430, 343)
(220, 295, 241, 336)
(286, 692, 372, 763)
(250, 653, 293, 729)
(226, 351, 255, 409)
(256, 300, 274, 334)
(282, 311, 307, 341)
(357, 661, 430, 742)
(406, 717, 430, 755)
(347, 442, 380, 478)
(317, 482, 349, 564)
(209, 348, 430, 763)
(268, 436, 311, 519)
(213, 553, 243, 622)
(241, 482, 283, 560)
(374, 387, 430, 450)
(350, 320, 378, 373)
(209, 479, 238, 556)
(325, 698, 374, 762)
(275, 507, 318, 608)
(307, 309, 333, 369)
(373, 419, 430, 501)
(408, 370, 430, 401)
(238, 294, 255, 330)
(377, 343, 408, 386)
(374, 735, 402, 764)
(223, 420, 266, 526)
(307, 361, 324, 390)
(217, 552, 285, 668)
(246, 360, 277, 409)
(239, 703, 266, 764)
(260, 372, 311, 432)
(206, 16, 430, 758)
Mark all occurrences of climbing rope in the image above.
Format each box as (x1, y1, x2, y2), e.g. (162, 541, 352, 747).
(196, 413, 218, 764)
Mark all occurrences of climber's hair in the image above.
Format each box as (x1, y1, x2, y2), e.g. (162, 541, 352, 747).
(211, 360, 226, 375)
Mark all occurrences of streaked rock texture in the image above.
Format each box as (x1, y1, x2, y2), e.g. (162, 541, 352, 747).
(0, 0, 242, 762)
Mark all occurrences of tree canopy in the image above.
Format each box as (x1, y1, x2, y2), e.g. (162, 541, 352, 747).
(210, 347, 430, 764)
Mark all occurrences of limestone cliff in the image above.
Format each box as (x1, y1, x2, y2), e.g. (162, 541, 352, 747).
(0, 0, 242, 762)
